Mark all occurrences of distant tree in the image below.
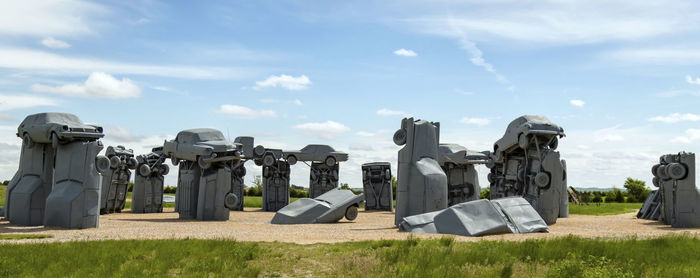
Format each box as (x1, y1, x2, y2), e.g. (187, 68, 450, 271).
(340, 183, 362, 195)
(391, 176, 397, 200)
(245, 175, 264, 196)
(579, 191, 592, 203)
(127, 182, 134, 192)
(606, 189, 625, 203)
(623, 177, 650, 203)
(2, 180, 9, 186)
(480, 187, 490, 199)
(592, 192, 603, 203)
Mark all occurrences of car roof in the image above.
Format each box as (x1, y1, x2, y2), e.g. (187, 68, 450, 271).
(176, 128, 226, 143)
(23, 112, 83, 125)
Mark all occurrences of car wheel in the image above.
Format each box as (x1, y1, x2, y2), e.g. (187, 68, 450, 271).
(652, 177, 660, 187)
(235, 166, 246, 177)
(109, 156, 121, 169)
(345, 206, 358, 221)
(127, 157, 138, 170)
(171, 156, 180, 166)
(197, 156, 211, 169)
(95, 156, 111, 173)
(254, 159, 263, 166)
(651, 164, 660, 177)
(23, 133, 34, 148)
(487, 173, 495, 184)
(393, 129, 407, 146)
(263, 154, 276, 167)
(224, 193, 239, 209)
(666, 163, 687, 180)
(325, 156, 336, 167)
(534, 172, 550, 188)
(50, 132, 59, 149)
(159, 164, 170, 176)
(518, 133, 529, 149)
(287, 155, 297, 165)
(253, 145, 266, 156)
(656, 165, 668, 179)
(139, 164, 151, 176)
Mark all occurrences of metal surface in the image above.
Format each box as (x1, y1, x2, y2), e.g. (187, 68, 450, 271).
(270, 189, 364, 224)
(393, 117, 448, 226)
(438, 144, 485, 206)
(650, 152, 699, 227)
(361, 162, 393, 211)
(399, 197, 548, 237)
(132, 147, 169, 213)
(486, 115, 568, 225)
(100, 145, 136, 214)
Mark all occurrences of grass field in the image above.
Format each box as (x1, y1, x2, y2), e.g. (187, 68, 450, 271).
(1, 235, 699, 277)
(0, 234, 52, 240)
(0, 185, 5, 207)
(569, 203, 642, 216)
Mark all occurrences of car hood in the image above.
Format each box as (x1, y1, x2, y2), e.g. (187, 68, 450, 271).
(195, 140, 237, 152)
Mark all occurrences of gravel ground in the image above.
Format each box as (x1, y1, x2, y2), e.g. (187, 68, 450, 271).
(2, 208, 699, 244)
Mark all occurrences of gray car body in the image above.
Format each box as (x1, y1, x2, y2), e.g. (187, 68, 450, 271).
(492, 115, 564, 161)
(270, 189, 365, 224)
(17, 112, 104, 143)
(283, 144, 348, 164)
(163, 128, 241, 163)
(438, 143, 490, 166)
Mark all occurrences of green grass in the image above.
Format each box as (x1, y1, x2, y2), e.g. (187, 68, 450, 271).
(2, 235, 700, 277)
(0, 184, 5, 207)
(0, 234, 52, 240)
(569, 203, 642, 216)
(243, 196, 299, 208)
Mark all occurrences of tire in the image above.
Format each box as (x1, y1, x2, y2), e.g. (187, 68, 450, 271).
(253, 145, 266, 156)
(235, 166, 246, 177)
(50, 132, 59, 149)
(139, 164, 151, 177)
(23, 133, 34, 148)
(254, 159, 263, 166)
(263, 154, 276, 167)
(224, 193, 239, 209)
(651, 164, 660, 177)
(534, 172, 550, 188)
(198, 156, 211, 169)
(171, 156, 180, 166)
(652, 177, 660, 188)
(287, 155, 297, 165)
(95, 156, 110, 173)
(656, 165, 668, 179)
(666, 163, 687, 180)
(127, 157, 138, 170)
(518, 133, 529, 149)
(345, 205, 358, 221)
(109, 156, 121, 169)
(487, 173, 495, 184)
(393, 129, 407, 146)
(325, 156, 336, 167)
(159, 164, 170, 176)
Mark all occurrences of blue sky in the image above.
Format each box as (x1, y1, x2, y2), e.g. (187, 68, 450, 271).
(1, 0, 699, 189)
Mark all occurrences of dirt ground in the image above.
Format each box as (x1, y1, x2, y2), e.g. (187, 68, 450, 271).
(2, 208, 699, 244)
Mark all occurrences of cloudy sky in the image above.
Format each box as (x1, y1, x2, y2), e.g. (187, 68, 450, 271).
(1, 0, 699, 189)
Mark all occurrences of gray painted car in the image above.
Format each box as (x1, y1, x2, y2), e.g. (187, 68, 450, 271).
(270, 189, 365, 224)
(492, 115, 564, 162)
(17, 112, 104, 148)
(283, 144, 348, 166)
(163, 128, 242, 169)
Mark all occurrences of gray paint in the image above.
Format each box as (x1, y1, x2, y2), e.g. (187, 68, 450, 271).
(7, 112, 108, 229)
(309, 162, 340, 198)
(167, 128, 242, 220)
(131, 147, 169, 213)
(270, 188, 364, 224)
(650, 152, 699, 228)
(393, 117, 448, 226)
(227, 161, 246, 211)
(487, 115, 568, 225)
(438, 144, 485, 206)
(399, 197, 548, 237)
(361, 162, 393, 211)
(100, 145, 137, 214)
(261, 160, 290, 212)
(638, 190, 662, 220)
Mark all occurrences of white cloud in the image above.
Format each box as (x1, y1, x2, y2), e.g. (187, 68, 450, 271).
(0, 94, 58, 111)
(31, 72, 141, 99)
(292, 120, 350, 139)
(376, 108, 406, 116)
(394, 48, 417, 57)
(593, 125, 625, 142)
(254, 74, 311, 90)
(648, 113, 700, 123)
(606, 47, 700, 65)
(459, 117, 490, 126)
(41, 37, 71, 49)
(570, 99, 585, 107)
(672, 129, 700, 144)
(405, 2, 700, 45)
(456, 35, 509, 85)
(0, 114, 16, 122)
(687, 75, 700, 85)
(356, 131, 375, 137)
(104, 125, 144, 142)
(294, 99, 303, 106)
(0, 47, 248, 79)
(218, 105, 277, 118)
(0, 0, 106, 37)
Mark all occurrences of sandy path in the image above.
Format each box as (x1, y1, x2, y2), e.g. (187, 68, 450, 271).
(2, 208, 699, 244)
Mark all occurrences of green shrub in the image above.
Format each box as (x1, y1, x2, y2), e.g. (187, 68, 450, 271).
(592, 192, 603, 203)
(163, 186, 177, 194)
(289, 187, 308, 198)
(623, 177, 650, 202)
(480, 187, 490, 199)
